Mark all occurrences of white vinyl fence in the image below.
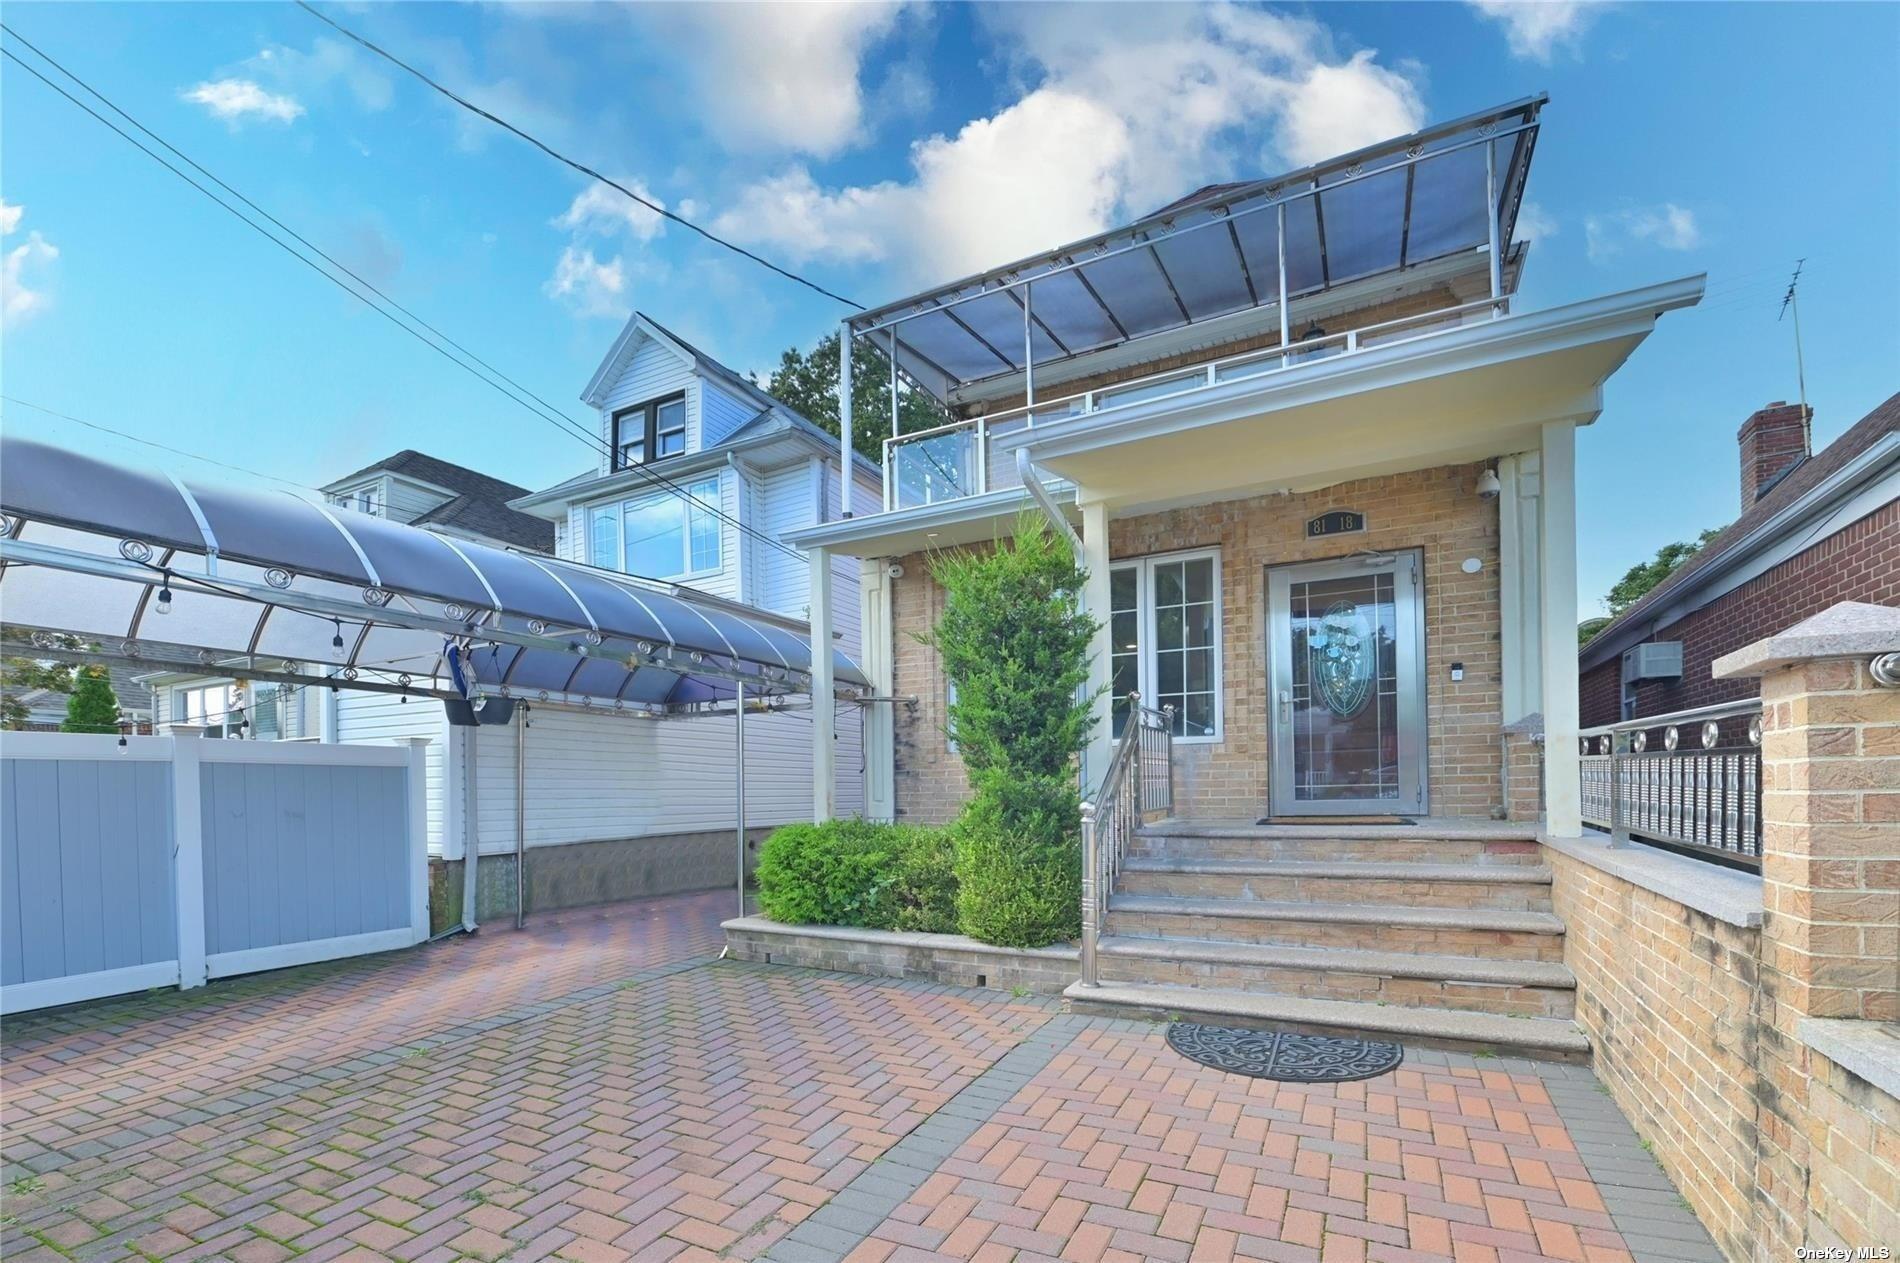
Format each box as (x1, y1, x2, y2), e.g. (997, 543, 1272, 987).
(1, 732, 428, 1015)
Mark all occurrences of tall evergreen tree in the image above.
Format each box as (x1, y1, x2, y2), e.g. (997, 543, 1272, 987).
(61, 666, 120, 734)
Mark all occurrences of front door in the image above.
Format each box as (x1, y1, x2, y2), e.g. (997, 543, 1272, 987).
(1267, 550, 1426, 816)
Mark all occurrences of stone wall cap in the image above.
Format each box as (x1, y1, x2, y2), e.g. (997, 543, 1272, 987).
(1796, 1018, 1900, 1101)
(1540, 830, 1764, 928)
(1712, 600, 1900, 679)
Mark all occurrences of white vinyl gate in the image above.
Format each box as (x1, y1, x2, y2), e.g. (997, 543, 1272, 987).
(1, 732, 428, 1015)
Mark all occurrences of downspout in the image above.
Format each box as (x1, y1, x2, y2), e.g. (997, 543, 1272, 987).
(1015, 448, 1081, 554)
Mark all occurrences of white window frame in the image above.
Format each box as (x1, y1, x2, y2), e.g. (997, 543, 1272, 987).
(1109, 546, 1223, 744)
(586, 473, 723, 582)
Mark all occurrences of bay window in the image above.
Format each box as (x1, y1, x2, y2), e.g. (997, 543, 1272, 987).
(1108, 549, 1221, 741)
(586, 475, 721, 580)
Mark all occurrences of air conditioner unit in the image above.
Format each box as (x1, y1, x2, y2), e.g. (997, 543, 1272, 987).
(1622, 642, 1683, 683)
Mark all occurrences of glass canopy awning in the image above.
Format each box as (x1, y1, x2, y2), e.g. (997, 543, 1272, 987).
(851, 95, 1544, 401)
(0, 437, 865, 714)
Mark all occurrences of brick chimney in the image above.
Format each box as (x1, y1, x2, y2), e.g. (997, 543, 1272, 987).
(1738, 402, 1811, 507)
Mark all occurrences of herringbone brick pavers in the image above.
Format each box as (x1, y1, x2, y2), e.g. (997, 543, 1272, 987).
(2, 893, 731, 1178)
(3, 930, 1053, 1260)
(3, 890, 1720, 1263)
(843, 1026, 1656, 1263)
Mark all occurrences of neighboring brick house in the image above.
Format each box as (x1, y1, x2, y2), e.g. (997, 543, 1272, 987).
(1579, 393, 1899, 724)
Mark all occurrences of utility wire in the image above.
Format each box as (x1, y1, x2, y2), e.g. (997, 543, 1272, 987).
(1, 33, 807, 566)
(1, 395, 322, 493)
(294, 0, 864, 312)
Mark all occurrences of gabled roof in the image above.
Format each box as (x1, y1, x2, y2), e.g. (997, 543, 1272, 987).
(322, 450, 554, 553)
(13, 664, 155, 720)
(1580, 392, 1900, 666)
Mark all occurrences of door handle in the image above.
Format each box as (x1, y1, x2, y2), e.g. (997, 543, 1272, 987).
(1278, 690, 1292, 724)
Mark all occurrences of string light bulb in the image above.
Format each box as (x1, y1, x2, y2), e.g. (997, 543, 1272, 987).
(155, 575, 174, 616)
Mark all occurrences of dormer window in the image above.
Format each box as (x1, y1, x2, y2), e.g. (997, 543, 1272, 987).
(614, 394, 687, 468)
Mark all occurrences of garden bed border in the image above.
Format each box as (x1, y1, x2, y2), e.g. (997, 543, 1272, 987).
(721, 917, 1079, 995)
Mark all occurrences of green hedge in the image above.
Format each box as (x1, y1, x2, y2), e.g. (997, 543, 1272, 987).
(953, 772, 1081, 948)
(755, 819, 957, 934)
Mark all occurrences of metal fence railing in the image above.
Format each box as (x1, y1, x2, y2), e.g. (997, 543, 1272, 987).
(1079, 693, 1174, 988)
(1579, 698, 1763, 867)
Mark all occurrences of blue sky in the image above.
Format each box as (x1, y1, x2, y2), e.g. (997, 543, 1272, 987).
(3, 1, 1895, 611)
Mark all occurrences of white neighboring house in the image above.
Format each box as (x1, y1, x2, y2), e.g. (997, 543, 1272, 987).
(148, 317, 875, 918)
(505, 313, 879, 853)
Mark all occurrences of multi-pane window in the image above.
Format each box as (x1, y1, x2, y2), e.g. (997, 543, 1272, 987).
(176, 681, 290, 739)
(613, 395, 687, 468)
(1108, 550, 1221, 741)
(587, 475, 721, 580)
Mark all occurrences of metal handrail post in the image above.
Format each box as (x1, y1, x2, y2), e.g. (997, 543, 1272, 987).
(1608, 730, 1629, 848)
(1079, 800, 1099, 987)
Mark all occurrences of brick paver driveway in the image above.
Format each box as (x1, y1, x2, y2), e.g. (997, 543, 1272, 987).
(2, 892, 1720, 1263)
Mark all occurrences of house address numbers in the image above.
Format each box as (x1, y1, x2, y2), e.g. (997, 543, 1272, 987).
(1306, 510, 1366, 538)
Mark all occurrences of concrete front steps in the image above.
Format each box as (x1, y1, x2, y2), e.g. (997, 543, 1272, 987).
(1068, 819, 1589, 1059)
(1065, 980, 1593, 1060)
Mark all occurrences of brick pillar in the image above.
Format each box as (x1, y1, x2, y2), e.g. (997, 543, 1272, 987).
(1713, 601, 1900, 1257)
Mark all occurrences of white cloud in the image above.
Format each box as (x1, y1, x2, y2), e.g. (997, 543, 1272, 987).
(2, 202, 58, 331)
(182, 78, 305, 125)
(554, 182, 666, 243)
(709, 3, 1426, 286)
(1585, 203, 1700, 263)
(543, 246, 628, 319)
(1468, 1, 1600, 63)
(250, 38, 394, 112)
(639, 2, 911, 158)
(1516, 201, 1558, 244)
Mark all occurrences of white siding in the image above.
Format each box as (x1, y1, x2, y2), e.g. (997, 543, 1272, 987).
(701, 382, 759, 449)
(382, 476, 452, 524)
(595, 335, 700, 473)
(472, 704, 862, 853)
(754, 462, 815, 619)
(334, 692, 449, 853)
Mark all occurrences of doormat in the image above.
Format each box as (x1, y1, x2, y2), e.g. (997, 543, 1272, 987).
(1166, 1022, 1404, 1083)
(1256, 816, 1417, 826)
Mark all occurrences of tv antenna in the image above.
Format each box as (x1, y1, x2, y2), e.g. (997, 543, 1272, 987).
(1778, 259, 1808, 419)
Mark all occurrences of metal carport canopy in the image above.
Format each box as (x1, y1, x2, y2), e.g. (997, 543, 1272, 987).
(0, 437, 866, 713)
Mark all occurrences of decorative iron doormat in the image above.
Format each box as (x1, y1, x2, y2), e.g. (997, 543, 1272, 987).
(1165, 1022, 1404, 1083)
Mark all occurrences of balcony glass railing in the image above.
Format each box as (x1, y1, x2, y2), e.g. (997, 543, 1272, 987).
(880, 295, 1507, 511)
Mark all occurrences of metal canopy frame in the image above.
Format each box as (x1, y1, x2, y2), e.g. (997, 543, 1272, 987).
(844, 96, 1545, 406)
(0, 438, 867, 716)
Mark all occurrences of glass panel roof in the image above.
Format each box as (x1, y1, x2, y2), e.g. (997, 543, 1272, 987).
(0, 437, 866, 708)
(853, 96, 1544, 398)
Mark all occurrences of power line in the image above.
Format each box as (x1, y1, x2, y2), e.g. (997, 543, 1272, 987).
(0, 33, 806, 566)
(1, 395, 322, 493)
(294, 0, 864, 312)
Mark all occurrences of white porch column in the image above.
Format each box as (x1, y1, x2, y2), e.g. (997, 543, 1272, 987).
(1081, 499, 1113, 796)
(859, 556, 895, 822)
(1538, 420, 1582, 836)
(809, 545, 837, 822)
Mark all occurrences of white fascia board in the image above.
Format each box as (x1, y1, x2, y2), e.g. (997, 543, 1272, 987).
(783, 483, 1079, 556)
(509, 426, 789, 516)
(1577, 432, 1900, 671)
(1006, 276, 1706, 465)
(578, 313, 696, 408)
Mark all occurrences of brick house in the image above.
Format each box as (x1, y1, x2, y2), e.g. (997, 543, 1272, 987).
(774, 96, 1714, 1052)
(1580, 393, 1900, 726)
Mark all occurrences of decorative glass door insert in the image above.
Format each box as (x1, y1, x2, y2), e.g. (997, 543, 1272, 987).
(1267, 551, 1425, 815)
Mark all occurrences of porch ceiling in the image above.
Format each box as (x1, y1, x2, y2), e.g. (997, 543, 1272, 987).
(1008, 275, 1704, 514)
